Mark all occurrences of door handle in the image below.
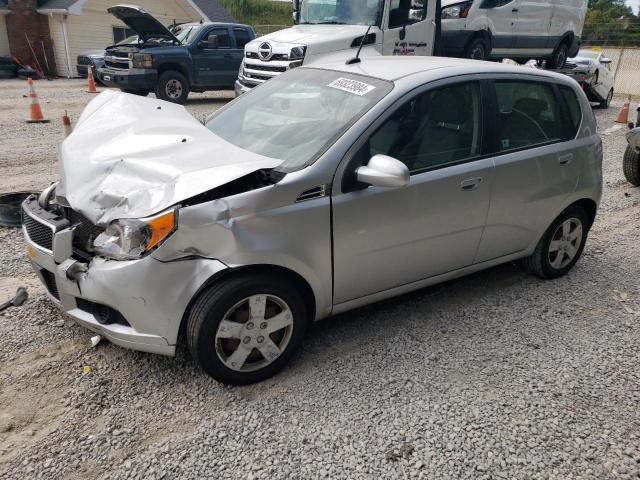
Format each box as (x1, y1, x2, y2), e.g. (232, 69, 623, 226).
(460, 177, 483, 191)
(558, 153, 573, 166)
(512, 8, 519, 12)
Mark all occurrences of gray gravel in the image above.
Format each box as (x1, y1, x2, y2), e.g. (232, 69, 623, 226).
(1, 79, 640, 479)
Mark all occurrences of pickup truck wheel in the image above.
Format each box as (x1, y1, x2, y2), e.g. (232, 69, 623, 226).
(122, 89, 149, 97)
(623, 145, 640, 186)
(600, 89, 613, 109)
(521, 206, 589, 279)
(155, 70, 189, 104)
(186, 274, 309, 385)
(465, 37, 488, 61)
(547, 42, 568, 69)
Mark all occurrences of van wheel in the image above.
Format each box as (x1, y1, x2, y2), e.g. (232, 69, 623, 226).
(547, 42, 568, 69)
(186, 274, 309, 385)
(155, 70, 190, 104)
(623, 145, 640, 186)
(465, 37, 488, 61)
(521, 206, 590, 279)
(600, 89, 614, 109)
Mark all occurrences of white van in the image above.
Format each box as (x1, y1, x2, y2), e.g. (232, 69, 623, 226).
(440, 0, 588, 68)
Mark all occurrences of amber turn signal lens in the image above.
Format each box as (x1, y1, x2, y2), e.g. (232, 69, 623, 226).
(144, 209, 176, 250)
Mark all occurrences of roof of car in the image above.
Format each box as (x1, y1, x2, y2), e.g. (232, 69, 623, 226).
(311, 56, 566, 83)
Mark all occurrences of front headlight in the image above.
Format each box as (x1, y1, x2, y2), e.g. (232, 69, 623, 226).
(130, 53, 153, 68)
(289, 46, 306, 60)
(442, 1, 473, 19)
(93, 208, 177, 260)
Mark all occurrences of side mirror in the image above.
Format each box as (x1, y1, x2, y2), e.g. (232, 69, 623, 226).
(356, 155, 410, 188)
(292, 11, 299, 24)
(601, 57, 612, 64)
(408, 9, 425, 22)
(292, 0, 300, 10)
(199, 33, 218, 49)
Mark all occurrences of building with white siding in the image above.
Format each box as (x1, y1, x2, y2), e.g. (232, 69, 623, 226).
(1, 0, 237, 77)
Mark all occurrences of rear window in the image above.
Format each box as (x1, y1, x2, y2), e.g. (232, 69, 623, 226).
(495, 81, 563, 152)
(559, 85, 582, 138)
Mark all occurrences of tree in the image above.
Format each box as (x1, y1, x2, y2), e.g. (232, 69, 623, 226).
(584, 0, 640, 45)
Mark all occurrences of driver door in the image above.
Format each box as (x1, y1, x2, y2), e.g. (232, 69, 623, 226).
(192, 26, 236, 87)
(382, 0, 437, 56)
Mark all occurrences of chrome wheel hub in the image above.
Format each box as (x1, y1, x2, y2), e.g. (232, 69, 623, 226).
(215, 294, 294, 372)
(548, 218, 583, 269)
(165, 79, 183, 99)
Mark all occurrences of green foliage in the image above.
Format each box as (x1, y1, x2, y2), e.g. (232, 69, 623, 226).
(217, 0, 293, 27)
(584, 0, 640, 45)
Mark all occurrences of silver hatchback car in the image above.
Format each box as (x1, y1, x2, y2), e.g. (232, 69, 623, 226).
(23, 57, 602, 384)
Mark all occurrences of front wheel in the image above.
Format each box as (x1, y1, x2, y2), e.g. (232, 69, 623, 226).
(600, 89, 613, 109)
(465, 38, 489, 61)
(186, 274, 309, 385)
(155, 70, 190, 104)
(521, 206, 590, 279)
(623, 145, 640, 186)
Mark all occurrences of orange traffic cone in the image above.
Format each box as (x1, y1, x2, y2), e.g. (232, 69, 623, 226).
(616, 96, 632, 124)
(86, 65, 98, 93)
(26, 77, 49, 124)
(62, 111, 72, 137)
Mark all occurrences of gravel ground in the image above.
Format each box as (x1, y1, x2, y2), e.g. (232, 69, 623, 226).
(1, 78, 640, 479)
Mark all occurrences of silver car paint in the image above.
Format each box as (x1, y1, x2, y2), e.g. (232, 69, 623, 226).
(23, 57, 602, 356)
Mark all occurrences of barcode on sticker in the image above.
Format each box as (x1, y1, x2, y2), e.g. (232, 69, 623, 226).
(327, 78, 376, 96)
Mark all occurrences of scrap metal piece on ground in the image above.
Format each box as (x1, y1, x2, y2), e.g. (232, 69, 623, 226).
(0, 287, 28, 313)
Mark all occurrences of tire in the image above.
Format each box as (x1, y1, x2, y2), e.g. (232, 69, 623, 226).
(521, 205, 590, 279)
(600, 88, 613, 109)
(623, 145, 640, 186)
(547, 42, 568, 70)
(122, 89, 149, 97)
(154, 70, 189, 104)
(465, 37, 489, 61)
(186, 273, 309, 385)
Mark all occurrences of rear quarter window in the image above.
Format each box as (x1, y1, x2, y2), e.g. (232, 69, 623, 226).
(559, 85, 582, 138)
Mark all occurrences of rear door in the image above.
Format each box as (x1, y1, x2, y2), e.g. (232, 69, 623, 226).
(475, 78, 581, 262)
(382, 0, 437, 56)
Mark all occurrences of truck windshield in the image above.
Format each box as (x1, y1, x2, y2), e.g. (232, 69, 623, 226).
(299, 0, 384, 26)
(206, 68, 393, 171)
(175, 25, 203, 44)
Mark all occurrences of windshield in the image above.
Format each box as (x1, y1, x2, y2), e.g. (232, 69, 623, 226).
(117, 35, 138, 45)
(174, 25, 203, 44)
(206, 68, 393, 171)
(299, 0, 384, 26)
(575, 50, 600, 60)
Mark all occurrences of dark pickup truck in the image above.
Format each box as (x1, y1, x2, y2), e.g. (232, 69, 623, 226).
(97, 5, 255, 104)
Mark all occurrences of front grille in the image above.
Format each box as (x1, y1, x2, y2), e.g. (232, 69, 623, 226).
(76, 299, 130, 326)
(104, 55, 129, 70)
(40, 269, 60, 300)
(246, 63, 287, 73)
(246, 52, 289, 62)
(65, 209, 104, 258)
(77, 56, 92, 66)
(23, 214, 54, 251)
(245, 73, 271, 81)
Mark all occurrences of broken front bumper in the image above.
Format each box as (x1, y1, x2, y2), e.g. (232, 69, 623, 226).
(22, 195, 228, 356)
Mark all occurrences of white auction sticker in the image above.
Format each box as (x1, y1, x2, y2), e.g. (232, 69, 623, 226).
(327, 77, 376, 96)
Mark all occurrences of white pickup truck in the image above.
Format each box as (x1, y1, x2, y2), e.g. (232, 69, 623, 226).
(235, 0, 587, 95)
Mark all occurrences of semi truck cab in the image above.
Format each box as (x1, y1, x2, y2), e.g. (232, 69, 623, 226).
(235, 0, 440, 95)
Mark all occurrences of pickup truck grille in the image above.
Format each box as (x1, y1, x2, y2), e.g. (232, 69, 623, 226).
(104, 54, 129, 70)
(77, 55, 93, 66)
(241, 58, 303, 86)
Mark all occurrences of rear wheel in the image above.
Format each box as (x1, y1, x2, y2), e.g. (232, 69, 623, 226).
(623, 145, 640, 186)
(465, 37, 489, 61)
(547, 42, 569, 69)
(186, 274, 309, 385)
(155, 70, 190, 104)
(521, 206, 590, 279)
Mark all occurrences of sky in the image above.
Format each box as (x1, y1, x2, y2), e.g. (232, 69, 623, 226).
(626, 0, 639, 15)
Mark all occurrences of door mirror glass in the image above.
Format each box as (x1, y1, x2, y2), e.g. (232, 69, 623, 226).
(356, 154, 410, 188)
(207, 33, 219, 49)
(601, 57, 612, 64)
(408, 8, 425, 23)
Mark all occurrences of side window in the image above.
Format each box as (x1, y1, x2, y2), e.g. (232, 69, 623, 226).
(234, 28, 251, 49)
(367, 82, 482, 173)
(495, 81, 562, 152)
(209, 28, 231, 48)
(389, 0, 425, 29)
(559, 85, 582, 138)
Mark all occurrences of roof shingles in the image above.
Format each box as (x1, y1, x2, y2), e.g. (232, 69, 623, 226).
(191, 0, 238, 23)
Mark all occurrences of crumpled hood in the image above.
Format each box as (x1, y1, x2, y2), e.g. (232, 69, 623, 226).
(57, 90, 280, 225)
(250, 24, 375, 57)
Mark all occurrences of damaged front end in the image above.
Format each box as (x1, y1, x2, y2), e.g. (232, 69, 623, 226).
(21, 91, 291, 355)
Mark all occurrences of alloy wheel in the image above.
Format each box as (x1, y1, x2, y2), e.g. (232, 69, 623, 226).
(548, 218, 583, 269)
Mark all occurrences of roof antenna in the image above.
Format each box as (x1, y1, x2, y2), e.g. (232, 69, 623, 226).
(346, 24, 373, 65)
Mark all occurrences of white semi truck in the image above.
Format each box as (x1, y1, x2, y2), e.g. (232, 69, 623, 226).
(235, 0, 588, 96)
